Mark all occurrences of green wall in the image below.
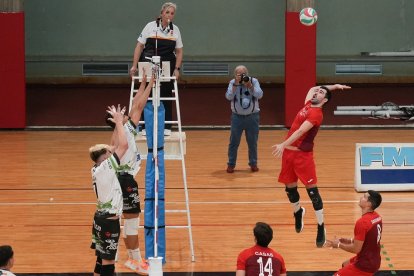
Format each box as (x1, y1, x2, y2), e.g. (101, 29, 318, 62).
(24, 0, 414, 82)
(25, 0, 284, 57)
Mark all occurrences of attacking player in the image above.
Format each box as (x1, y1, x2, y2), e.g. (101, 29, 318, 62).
(272, 84, 351, 247)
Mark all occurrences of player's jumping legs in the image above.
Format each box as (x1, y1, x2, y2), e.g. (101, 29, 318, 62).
(100, 259, 115, 276)
(285, 183, 305, 233)
(306, 185, 326, 247)
(123, 214, 141, 255)
(123, 213, 148, 274)
(94, 256, 102, 276)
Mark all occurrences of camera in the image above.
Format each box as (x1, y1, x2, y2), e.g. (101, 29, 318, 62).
(239, 73, 251, 84)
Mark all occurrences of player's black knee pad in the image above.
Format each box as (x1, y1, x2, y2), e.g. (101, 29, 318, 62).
(100, 264, 115, 276)
(94, 257, 102, 274)
(285, 186, 300, 203)
(306, 187, 323, 211)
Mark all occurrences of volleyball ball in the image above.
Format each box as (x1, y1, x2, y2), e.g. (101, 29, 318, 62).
(299, 7, 318, 26)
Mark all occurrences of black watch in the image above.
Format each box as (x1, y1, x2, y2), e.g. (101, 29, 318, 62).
(175, 67, 180, 71)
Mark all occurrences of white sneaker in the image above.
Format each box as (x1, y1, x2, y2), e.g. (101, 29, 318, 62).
(136, 260, 149, 275)
(124, 259, 138, 270)
(124, 259, 149, 275)
(141, 129, 146, 136)
(164, 129, 171, 136)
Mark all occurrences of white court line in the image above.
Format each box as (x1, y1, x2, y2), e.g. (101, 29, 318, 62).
(1, 199, 414, 206)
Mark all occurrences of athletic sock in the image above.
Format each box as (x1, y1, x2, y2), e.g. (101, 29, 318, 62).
(315, 209, 324, 225)
(130, 248, 143, 262)
(291, 201, 301, 213)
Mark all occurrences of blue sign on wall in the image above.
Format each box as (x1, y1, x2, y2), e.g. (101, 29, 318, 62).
(355, 143, 414, 191)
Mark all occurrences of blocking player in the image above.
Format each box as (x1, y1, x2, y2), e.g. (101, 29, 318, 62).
(89, 105, 128, 276)
(105, 72, 154, 274)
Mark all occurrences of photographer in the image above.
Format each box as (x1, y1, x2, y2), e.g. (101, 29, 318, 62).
(225, 65, 263, 173)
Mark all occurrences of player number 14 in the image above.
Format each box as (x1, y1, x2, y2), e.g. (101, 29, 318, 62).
(257, 257, 273, 276)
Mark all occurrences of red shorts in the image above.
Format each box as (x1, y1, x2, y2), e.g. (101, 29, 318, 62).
(334, 263, 374, 276)
(334, 256, 375, 276)
(278, 149, 317, 185)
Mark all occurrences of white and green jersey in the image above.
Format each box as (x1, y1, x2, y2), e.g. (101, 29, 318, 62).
(118, 120, 141, 177)
(91, 153, 123, 216)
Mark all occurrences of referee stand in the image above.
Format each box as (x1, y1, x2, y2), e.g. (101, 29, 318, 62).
(129, 61, 195, 266)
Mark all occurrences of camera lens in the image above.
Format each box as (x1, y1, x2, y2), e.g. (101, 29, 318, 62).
(242, 75, 250, 83)
(244, 91, 250, 96)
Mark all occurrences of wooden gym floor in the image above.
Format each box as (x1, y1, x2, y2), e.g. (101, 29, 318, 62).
(0, 129, 413, 275)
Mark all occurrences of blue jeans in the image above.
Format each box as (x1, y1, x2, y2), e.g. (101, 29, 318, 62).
(227, 112, 260, 167)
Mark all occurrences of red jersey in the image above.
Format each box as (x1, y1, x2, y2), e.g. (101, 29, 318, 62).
(287, 101, 323, 152)
(354, 211, 383, 273)
(237, 245, 286, 276)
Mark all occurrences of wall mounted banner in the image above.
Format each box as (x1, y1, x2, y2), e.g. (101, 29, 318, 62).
(355, 143, 414, 191)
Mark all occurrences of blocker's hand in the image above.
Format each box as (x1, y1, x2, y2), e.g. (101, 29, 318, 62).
(106, 105, 125, 124)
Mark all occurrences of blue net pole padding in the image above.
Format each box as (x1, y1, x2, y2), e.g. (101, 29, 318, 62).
(144, 101, 166, 263)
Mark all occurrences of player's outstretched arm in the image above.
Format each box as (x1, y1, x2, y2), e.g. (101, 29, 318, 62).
(128, 73, 147, 125)
(272, 120, 314, 157)
(107, 105, 128, 159)
(129, 72, 155, 125)
(109, 105, 126, 148)
(304, 84, 351, 103)
(324, 84, 352, 91)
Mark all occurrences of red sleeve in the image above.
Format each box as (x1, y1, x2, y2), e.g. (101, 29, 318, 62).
(236, 249, 248, 270)
(306, 108, 323, 126)
(280, 255, 287, 273)
(354, 217, 368, 241)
